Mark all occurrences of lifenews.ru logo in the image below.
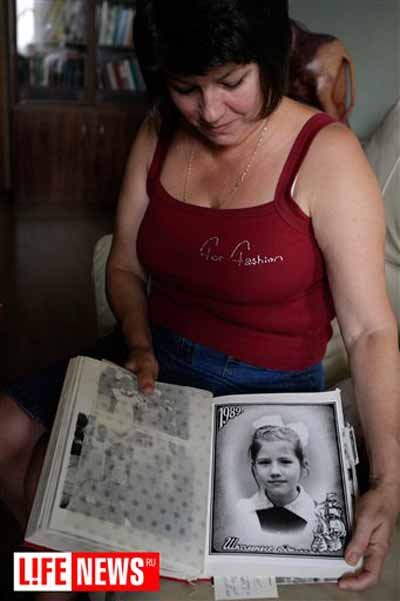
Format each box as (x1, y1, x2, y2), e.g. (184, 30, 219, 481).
(14, 551, 160, 592)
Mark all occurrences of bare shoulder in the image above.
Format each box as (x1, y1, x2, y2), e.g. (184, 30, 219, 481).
(131, 111, 160, 170)
(315, 120, 361, 148)
(280, 96, 364, 164)
(306, 120, 384, 250)
(140, 110, 161, 142)
(115, 112, 162, 230)
(296, 119, 380, 214)
(307, 120, 370, 174)
(277, 101, 378, 213)
(275, 99, 362, 168)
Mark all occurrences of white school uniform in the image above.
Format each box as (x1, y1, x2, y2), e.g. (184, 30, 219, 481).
(235, 485, 318, 549)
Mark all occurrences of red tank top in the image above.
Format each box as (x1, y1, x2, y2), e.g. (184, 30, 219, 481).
(137, 113, 336, 370)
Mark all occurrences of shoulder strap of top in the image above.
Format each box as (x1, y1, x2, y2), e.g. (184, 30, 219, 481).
(147, 120, 174, 184)
(275, 113, 337, 200)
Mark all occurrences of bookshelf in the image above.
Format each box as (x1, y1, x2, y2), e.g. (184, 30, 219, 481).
(96, 0, 146, 99)
(8, 0, 148, 206)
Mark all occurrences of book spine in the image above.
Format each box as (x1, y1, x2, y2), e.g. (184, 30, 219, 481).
(122, 59, 135, 90)
(112, 5, 123, 46)
(105, 62, 118, 90)
(101, 64, 111, 90)
(98, 1, 109, 45)
(116, 8, 128, 46)
(124, 9, 135, 47)
(115, 61, 128, 90)
(128, 59, 139, 90)
(106, 6, 118, 46)
(132, 58, 146, 91)
(115, 62, 125, 90)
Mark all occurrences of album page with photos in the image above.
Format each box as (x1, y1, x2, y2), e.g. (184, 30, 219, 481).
(205, 391, 359, 579)
(25, 356, 360, 581)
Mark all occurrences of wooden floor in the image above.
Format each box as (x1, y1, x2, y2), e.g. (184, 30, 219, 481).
(0, 200, 114, 599)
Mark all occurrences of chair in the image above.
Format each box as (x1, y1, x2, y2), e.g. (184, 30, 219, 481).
(288, 20, 355, 125)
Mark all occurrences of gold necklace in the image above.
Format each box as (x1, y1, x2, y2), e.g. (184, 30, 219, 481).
(183, 119, 268, 204)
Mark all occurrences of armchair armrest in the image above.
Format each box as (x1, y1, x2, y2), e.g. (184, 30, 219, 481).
(92, 234, 115, 337)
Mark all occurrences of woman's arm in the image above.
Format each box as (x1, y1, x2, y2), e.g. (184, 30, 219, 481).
(297, 122, 400, 590)
(106, 117, 159, 392)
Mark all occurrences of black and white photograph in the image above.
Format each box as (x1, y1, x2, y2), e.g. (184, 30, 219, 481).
(59, 406, 198, 544)
(61, 412, 130, 525)
(210, 400, 351, 558)
(95, 363, 191, 440)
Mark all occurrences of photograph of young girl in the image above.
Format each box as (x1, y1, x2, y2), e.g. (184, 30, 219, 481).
(210, 402, 350, 557)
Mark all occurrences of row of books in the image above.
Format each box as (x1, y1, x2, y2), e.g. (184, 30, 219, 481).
(97, 1, 135, 47)
(98, 58, 146, 92)
(18, 52, 85, 90)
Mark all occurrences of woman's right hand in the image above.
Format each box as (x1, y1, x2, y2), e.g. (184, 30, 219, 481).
(106, 117, 160, 395)
(124, 347, 159, 394)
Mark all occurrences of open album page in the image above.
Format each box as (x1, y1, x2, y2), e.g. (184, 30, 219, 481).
(204, 391, 358, 579)
(26, 356, 214, 580)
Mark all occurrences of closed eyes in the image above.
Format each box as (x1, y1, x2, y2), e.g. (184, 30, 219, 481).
(256, 458, 294, 466)
(169, 76, 245, 96)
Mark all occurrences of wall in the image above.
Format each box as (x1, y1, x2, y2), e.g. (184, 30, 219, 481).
(289, 0, 400, 140)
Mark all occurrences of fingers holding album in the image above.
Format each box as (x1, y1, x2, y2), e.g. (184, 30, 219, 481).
(124, 348, 159, 394)
(339, 485, 398, 590)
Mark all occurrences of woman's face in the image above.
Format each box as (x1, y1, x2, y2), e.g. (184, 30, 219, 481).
(166, 63, 264, 146)
(253, 440, 302, 506)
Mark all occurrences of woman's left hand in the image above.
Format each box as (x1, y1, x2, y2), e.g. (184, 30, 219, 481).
(338, 481, 400, 590)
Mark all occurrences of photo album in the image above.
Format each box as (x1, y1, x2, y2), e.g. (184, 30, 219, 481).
(26, 356, 360, 581)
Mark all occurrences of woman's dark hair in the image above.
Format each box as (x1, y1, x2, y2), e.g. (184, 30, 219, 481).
(134, 0, 291, 121)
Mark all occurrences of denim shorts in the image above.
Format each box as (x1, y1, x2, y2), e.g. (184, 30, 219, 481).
(3, 324, 324, 430)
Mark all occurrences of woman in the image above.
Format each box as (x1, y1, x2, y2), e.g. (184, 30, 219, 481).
(0, 0, 399, 597)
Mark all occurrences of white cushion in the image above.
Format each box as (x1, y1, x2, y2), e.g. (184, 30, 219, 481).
(364, 99, 400, 323)
(92, 234, 115, 336)
(322, 319, 348, 387)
